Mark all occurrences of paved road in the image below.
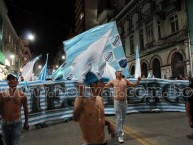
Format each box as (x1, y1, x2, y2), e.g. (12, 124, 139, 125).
(20, 112, 193, 145)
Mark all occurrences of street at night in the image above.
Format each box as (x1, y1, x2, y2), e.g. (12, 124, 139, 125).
(1, 0, 193, 145)
(20, 112, 193, 145)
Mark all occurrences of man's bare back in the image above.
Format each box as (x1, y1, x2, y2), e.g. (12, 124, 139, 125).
(73, 71, 115, 144)
(78, 96, 105, 144)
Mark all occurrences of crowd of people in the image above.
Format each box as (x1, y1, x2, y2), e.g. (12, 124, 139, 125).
(1, 69, 193, 145)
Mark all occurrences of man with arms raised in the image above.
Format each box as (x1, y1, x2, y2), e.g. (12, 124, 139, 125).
(105, 69, 141, 143)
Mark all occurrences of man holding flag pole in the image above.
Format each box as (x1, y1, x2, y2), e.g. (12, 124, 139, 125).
(105, 47, 141, 143)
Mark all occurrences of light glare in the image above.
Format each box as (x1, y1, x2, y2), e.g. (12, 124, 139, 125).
(28, 34, 34, 41)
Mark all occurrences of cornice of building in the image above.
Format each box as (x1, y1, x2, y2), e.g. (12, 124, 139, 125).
(112, 0, 149, 23)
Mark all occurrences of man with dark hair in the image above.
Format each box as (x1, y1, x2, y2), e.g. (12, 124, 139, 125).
(186, 77, 193, 128)
(105, 69, 141, 143)
(73, 71, 115, 145)
(0, 73, 29, 145)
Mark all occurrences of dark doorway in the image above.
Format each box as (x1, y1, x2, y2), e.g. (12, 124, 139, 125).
(141, 62, 148, 78)
(171, 52, 184, 78)
(130, 65, 135, 77)
(152, 58, 161, 78)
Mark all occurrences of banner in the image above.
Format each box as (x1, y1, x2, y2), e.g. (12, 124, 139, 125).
(12, 79, 191, 123)
(0, 78, 189, 131)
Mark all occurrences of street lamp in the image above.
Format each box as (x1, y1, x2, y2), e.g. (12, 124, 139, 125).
(21, 31, 35, 41)
(28, 33, 35, 41)
(22, 31, 35, 41)
(38, 65, 42, 69)
(62, 55, 65, 60)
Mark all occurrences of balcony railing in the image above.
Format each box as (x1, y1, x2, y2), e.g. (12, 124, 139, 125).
(161, 28, 188, 45)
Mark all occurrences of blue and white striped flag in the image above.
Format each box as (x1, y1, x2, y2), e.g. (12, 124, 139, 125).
(21, 55, 41, 81)
(51, 21, 130, 80)
(38, 54, 48, 81)
(134, 46, 141, 78)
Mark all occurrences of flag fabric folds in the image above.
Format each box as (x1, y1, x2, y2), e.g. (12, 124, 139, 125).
(21, 55, 41, 81)
(102, 63, 116, 80)
(38, 54, 48, 81)
(134, 46, 141, 78)
(51, 21, 130, 81)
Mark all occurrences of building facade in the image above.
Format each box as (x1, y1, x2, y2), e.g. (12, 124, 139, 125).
(75, 0, 191, 79)
(0, 0, 32, 80)
(75, 0, 99, 34)
(114, 0, 189, 79)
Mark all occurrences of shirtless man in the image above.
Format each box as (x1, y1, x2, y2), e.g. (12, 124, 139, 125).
(105, 69, 141, 143)
(0, 73, 29, 145)
(73, 71, 115, 145)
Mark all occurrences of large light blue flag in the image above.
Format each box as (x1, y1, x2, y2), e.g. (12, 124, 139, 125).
(134, 46, 141, 78)
(21, 55, 41, 81)
(51, 21, 130, 80)
(38, 54, 48, 81)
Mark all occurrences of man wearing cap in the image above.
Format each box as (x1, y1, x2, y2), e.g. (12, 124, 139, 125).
(0, 73, 29, 145)
(73, 71, 115, 145)
(105, 69, 141, 143)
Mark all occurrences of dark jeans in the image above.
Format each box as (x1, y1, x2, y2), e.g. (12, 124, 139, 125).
(2, 121, 22, 145)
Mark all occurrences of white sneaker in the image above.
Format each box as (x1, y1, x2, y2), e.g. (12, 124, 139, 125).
(122, 132, 125, 136)
(118, 136, 124, 143)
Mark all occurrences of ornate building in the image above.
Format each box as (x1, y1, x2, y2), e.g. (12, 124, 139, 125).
(111, 0, 189, 79)
(75, 0, 191, 79)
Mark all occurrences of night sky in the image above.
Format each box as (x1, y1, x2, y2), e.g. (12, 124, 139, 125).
(4, 0, 75, 66)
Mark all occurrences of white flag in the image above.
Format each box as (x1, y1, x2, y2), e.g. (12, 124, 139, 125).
(102, 63, 116, 80)
(21, 55, 41, 81)
(134, 47, 141, 78)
